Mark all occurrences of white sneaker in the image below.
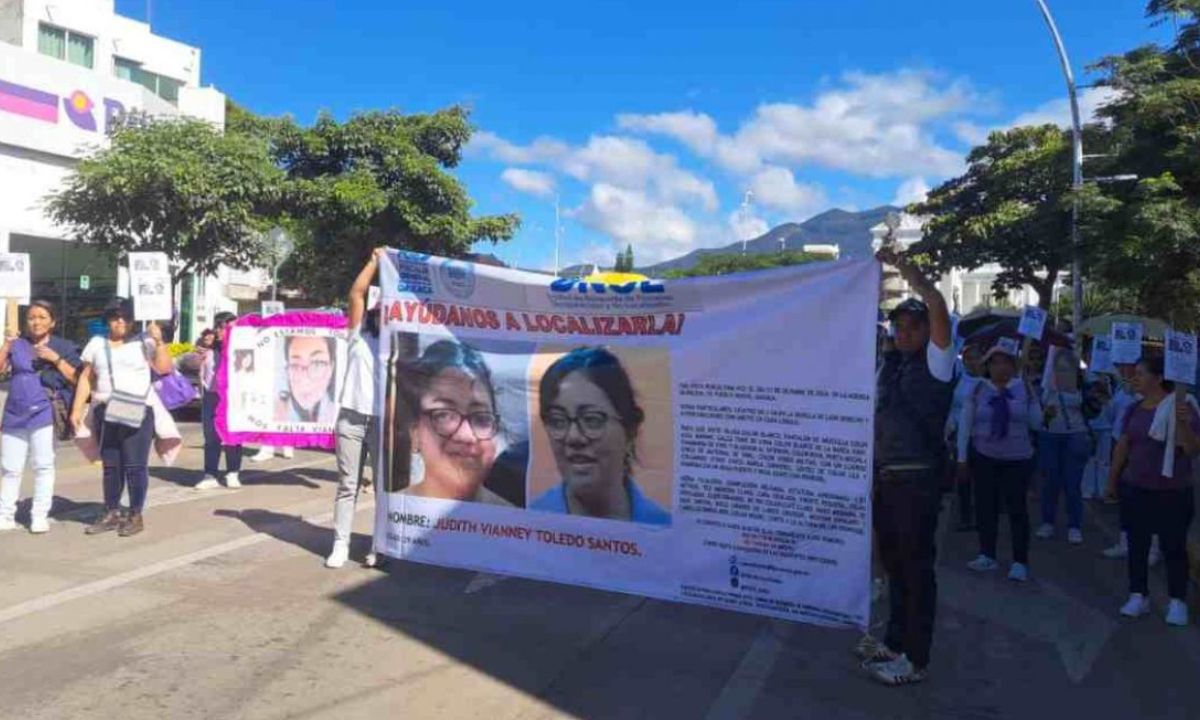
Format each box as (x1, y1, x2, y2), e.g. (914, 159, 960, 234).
(1035, 523, 1055, 540)
(1166, 599, 1189, 627)
(224, 472, 242, 489)
(1068, 528, 1083, 545)
(29, 517, 50, 534)
(194, 476, 221, 490)
(1120, 593, 1151, 618)
(281, 447, 294, 459)
(967, 555, 999, 572)
(1102, 540, 1128, 559)
(325, 541, 350, 569)
(0, 517, 18, 532)
(1008, 563, 1030, 582)
(866, 654, 926, 686)
(249, 449, 274, 463)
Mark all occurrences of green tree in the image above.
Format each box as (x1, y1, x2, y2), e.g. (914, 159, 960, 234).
(663, 250, 823, 278)
(1081, 0, 1200, 323)
(909, 125, 1078, 309)
(46, 117, 283, 287)
(272, 107, 520, 303)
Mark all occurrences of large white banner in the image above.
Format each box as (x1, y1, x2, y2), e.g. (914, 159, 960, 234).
(375, 251, 879, 628)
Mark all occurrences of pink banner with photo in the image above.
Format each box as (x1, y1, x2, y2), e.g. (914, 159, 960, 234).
(215, 310, 349, 448)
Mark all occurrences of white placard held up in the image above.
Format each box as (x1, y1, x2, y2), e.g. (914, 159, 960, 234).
(996, 336, 1021, 357)
(128, 252, 169, 277)
(261, 300, 285, 317)
(128, 251, 172, 321)
(132, 274, 172, 321)
(0, 253, 31, 300)
(1018, 305, 1048, 340)
(1110, 322, 1144, 365)
(1165, 329, 1198, 386)
(1090, 335, 1115, 375)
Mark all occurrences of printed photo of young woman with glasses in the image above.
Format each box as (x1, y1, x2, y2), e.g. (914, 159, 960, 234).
(390, 339, 513, 506)
(274, 335, 339, 425)
(528, 347, 671, 526)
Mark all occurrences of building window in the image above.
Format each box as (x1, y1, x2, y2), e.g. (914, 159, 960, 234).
(38, 23, 94, 68)
(112, 56, 184, 106)
(114, 56, 139, 81)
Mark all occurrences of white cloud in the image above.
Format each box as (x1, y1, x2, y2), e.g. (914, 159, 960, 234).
(727, 208, 769, 243)
(571, 183, 698, 264)
(746, 166, 828, 218)
(500, 168, 556, 198)
(616, 111, 720, 156)
(891, 176, 930, 207)
(473, 132, 717, 211)
(468, 131, 570, 165)
(1010, 86, 1118, 129)
(619, 69, 974, 178)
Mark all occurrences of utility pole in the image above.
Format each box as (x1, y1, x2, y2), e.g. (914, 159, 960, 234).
(554, 195, 562, 277)
(1034, 0, 1084, 332)
(740, 190, 754, 256)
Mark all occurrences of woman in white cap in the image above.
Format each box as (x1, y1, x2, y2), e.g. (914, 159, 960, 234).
(957, 338, 1038, 582)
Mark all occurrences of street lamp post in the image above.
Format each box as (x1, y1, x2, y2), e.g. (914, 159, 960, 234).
(1034, 0, 1085, 333)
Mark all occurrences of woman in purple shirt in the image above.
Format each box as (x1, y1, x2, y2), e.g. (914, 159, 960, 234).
(0, 300, 80, 534)
(1106, 357, 1199, 627)
(958, 339, 1037, 582)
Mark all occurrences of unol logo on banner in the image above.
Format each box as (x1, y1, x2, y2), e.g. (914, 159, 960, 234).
(549, 278, 666, 295)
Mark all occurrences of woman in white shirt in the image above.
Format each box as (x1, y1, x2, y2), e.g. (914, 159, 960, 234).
(70, 298, 176, 537)
(326, 251, 384, 569)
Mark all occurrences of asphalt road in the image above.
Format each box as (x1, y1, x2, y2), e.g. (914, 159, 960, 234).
(1, 420, 1198, 719)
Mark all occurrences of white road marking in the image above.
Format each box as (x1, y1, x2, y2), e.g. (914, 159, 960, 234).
(464, 572, 508, 594)
(704, 619, 796, 720)
(0, 457, 364, 627)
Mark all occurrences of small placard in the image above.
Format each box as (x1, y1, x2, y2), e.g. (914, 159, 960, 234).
(1090, 335, 1115, 375)
(79, 274, 90, 290)
(0, 253, 31, 300)
(1018, 305, 1048, 340)
(1165, 329, 1198, 386)
(261, 300, 285, 317)
(1110, 322, 1144, 365)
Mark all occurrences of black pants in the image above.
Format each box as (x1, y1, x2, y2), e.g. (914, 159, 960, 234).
(874, 467, 941, 669)
(1127, 485, 1195, 599)
(970, 450, 1032, 564)
(96, 404, 155, 513)
(956, 472, 975, 528)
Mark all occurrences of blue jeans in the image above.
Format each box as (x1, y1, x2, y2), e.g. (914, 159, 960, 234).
(96, 404, 154, 513)
(1038, 432, 1090, 529)
(202, 391, 242, 476)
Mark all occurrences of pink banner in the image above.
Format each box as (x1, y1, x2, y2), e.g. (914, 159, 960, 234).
(215, 310, 348, 449)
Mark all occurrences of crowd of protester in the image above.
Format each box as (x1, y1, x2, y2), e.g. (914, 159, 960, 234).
(0, 247, 1196, 691)
(866, 246, 1197, 687)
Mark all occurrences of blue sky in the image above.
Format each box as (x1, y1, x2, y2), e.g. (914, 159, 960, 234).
(117, 0, 1168, 269)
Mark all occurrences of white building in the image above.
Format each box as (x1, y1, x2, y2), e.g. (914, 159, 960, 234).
(870, 213, 1065, 316)
(0, 0, 242, 342)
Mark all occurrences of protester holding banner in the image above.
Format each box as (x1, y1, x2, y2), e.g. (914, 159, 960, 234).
(958, 339, 1036, 582)
(946, 343, 983, 531)
(1106, 357, 1198, 626)
(196, 312, 244, 490)
(1034, 348, 1091, 545)
(864, 248, 954, 687)
(70, 299, 180, 537)
(326, 251, 383, 569)
(0, 300, 80, 534)
(529, 347, 671, 525)
(395, 340, 511, 506)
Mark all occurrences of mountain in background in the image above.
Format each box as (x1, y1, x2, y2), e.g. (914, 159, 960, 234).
(642, 205, 898, 275)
